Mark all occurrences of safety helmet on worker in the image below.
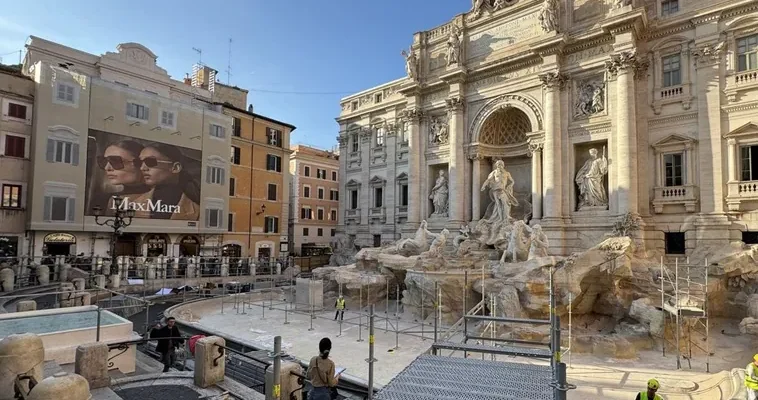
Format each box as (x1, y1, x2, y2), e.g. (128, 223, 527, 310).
(647, 379, 660, 390)
(753, 353, 758, 362)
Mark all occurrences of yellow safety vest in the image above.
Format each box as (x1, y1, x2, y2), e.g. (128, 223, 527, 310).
(336, 298, 345, 310)
(746, 364, 758, 390)
(638, 392, 662, 400)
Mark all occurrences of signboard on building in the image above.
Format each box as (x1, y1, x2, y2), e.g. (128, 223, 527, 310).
(84, 129, 202, 221)
(43, 233, 76, 244)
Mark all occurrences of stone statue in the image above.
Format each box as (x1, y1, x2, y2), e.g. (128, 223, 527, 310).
(575, 81, 605, 117)
(422, 229, 450, 258)
(480, 160, 519, 224)
(384, 220, 434, 256)
(453, 225, 471, 250)
(329, 234, 359, 266)
(445, 26, 462, 66)
(576, 147, 609, 210)
(429, 170, 449, 217)
(429, 117, 449, 145)
(401, 47, 418, 81)
(538, 0, 559, 33)
(527, 224, 549, 260)
(470, 0, 489, 19)
(502, 220, 531, 264)
(614, 0, 631, 9)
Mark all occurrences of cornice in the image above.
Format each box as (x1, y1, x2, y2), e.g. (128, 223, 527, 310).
(599, 9, 648, 39)
(466, 54, 542, 83)
(648, 112, 698, 128)
(723, 2, 758, 19)
(568, 120, 612, 138)
(722, 101, 758, 114)
(564, 36, 614, 54)
(643, 21, 695, 40)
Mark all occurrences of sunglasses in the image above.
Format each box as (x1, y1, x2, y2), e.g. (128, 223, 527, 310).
(97, 155, 175, 170)
(138, 157, 175, 168)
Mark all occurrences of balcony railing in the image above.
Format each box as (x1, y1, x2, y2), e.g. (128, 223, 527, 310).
(652, 185, 698, 213)
(726, 69, 758, 102)
(726, 180, 758, 211)
(735, 69, 758, 86)
(397, 205, 408, 214)
(659, 85, 683, 100)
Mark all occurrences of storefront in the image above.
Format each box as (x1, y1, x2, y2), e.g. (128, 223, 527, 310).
(144, 234, 170, 257)
(221, 243, 242, 258)
(179, 235, 200, 256)
(0, 236, 19, 257)
(43, 233, 76, 256)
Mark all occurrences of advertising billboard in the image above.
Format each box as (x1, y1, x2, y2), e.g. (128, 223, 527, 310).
(85, 129, 202, 220)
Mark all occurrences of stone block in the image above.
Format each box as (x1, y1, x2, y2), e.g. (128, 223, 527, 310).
(108, 274, 120, 289)
(265, 361, 303, 400)
(16, 300, 37, 312)
(194, 336, 225, 388)
(59, 265, 71, 282)
(75, 342, 109, 389)
(629, 298, 664, 336)
(28, 372, 91, 400)
(740, 317, 758, 335)
(0, 268, 14, 292)
(0, 333, 45, 400)
(295, 278, 324, 311)
(72, 278, 86, 291)
(93, 275, 106, 288)
(36, 266, 50, 285)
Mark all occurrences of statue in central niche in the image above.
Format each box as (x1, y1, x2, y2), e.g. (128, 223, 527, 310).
(429, 170, 449, 217)
(480, 159, 519, 224)
(575, 147, 609, 210)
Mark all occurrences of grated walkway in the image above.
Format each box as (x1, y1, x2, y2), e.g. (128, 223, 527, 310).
(374, 354, 553, 400)
(433, 341, 553, 359)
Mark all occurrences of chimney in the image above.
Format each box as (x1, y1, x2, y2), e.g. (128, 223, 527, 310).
(183, 73, 191, 85)
(248, 104, 254, 113)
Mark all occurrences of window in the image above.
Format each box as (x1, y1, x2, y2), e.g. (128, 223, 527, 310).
(46, 139, 79, 165)
(331, 229, 336, 237)
(2, 184, 21, 208)
(351, 134, 359, 152)
(207, 166, 225, 185)
(126, 102, 149, 120)
(374, 187, 383, 208)
(741, 145, 758, 181)
(317, 169, 326, 179)
(661, 0, 678, 15)
(304, 166, 311, 177)
(304, 186, 311, 198)
(267, 128, 282, 147)
(665, 232, 685, 254)
(400, 184, 409, 206)
(43, 195, 75, 222)
(267, 183, 277, 201)
(332, 171, 338, 181)
(229, 177, 236, 196)
(210, 123, 226, 138)
(303, 228, 310, 236)
(264, 216, 280, 233)
(206, 208, 222, 228)
(351, 101, 358, 111)
(231, 146, 241, 165)
(737, 34, 758, 72)
(7, 103, 26, 120)
(318, 188, 324, 199)
(317, 209, 324, 220)
(744, 231, 758, 245)
(160, 110, 175, 128)
(4, 135, 25, 158)
(56, 82, 76, 103)
(330, 209, 337, 221)
(227, 213, 234, 232)
(330, 190, 339, 201)
(376, 129, 385, 147)
(375, 93, 383, 103)
(373, 235, 382, 247)
(662, 54, 681, 87)
(266, 154, 282, 172)
(664, 153, 683, 187)
(350, 190, 358, 209)
(233, 117, 241, 137)
(301, 207, 313, 220)
(317, 228, 323, 237)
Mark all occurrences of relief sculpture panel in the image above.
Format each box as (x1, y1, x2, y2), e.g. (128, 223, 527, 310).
(467, 12, 541, 59)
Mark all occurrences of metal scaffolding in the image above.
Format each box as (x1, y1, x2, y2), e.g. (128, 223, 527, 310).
(660, 257, 710, 372)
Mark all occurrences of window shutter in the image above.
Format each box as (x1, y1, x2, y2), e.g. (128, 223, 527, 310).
(220, 127, 226, 138)
(205, 209, 211, 227)
(274, 217, 279, 233)
(46, 139, 55, 162)
(43, 196, 51, 221)
(144, 107, 150, 121)
(276, 156, 281, 172)
(206, 166, 212, 183)
(219, 168, 225, 185)
(126, 103, 132, 117)
(72, 144, 80, 166)
(67, 198, 76, 222)
(209, 123, 214, 137)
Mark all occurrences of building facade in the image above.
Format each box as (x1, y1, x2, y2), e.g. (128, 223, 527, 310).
(223, 103, 295, 258)
(24, 37, 234, 257)
(337, 0, 758, 255)
(0, 64, 34, 256)
(288, 145, 340, 255)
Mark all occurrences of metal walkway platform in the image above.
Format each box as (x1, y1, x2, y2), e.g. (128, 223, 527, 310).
(433, 341, 553, 359)
(374, 354, 553, 400)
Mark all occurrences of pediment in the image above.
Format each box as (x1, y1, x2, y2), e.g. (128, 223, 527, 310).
(724, 122, 758, 138)
(346, 179, 362, 188)
(101, 42, 168, 77)
(396, 172, 408, 180)
(652, 134, 696, 148)
(369, 175, 386, 185)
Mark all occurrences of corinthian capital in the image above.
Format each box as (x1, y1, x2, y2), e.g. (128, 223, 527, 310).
(692, 41, 726, 67)
(337, 135, 349, 147)
(527, 142, 544, 157)
(445, 96, 465, 112)
(605, 49, 649, 79)
(402, 108, 424, 122)
(538, 71, 568, 90)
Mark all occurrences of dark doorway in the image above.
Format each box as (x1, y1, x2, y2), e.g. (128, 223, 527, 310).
(0, 236, 19, 258)
(145, 234, 169, 257)
(222, 244, 242, 258)
(45, 243, 71, 256)
(115, 234, 139, 256)
(665, 232, 686, 255)
(179, 235, 200, 256)
(744, 231, 758, 245)
(258, 247, 271, 259)
(373, 235, 382, 248)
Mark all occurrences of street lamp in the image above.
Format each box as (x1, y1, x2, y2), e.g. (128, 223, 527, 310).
(92, 195, 135, 275)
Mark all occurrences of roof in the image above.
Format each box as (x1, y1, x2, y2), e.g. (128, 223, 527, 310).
(0, 64, 31, 80)
(216, 102, 296, 131)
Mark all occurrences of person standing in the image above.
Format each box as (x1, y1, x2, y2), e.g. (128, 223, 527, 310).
(635, 379, 662, 400)
(307, 337, 339, 400)
(150, 317, 184, 372)
(746, 354, 758, 400)
(334, 295, 346, 321)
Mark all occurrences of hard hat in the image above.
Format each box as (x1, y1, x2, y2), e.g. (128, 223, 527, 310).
(754, 354, 758, 362)
(647, 379, 660, 390)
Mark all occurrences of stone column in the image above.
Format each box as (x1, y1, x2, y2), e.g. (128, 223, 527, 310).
(608, 50, 645, 215)
(685, 143, 695, 185)
(446, 97, 466, 224)
(529, 143, 544, 220)
(538, 72, 567, 221)
(194, 336, 226, 388)
(471, 155, 482, 221)
(405, 108, 424, 228)
(727, 139, 737, 182)
(75, 342, 109, 389)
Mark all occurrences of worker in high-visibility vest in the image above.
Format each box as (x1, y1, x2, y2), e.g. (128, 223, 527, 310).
(334, 295, 346, 321)
(746, 354, 758, 400)
(635, 379, 662, 400)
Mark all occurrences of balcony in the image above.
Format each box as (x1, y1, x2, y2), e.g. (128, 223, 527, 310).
(652, 83, 692, 114)
(726, 69, 758, 102)
(369, 207, 386, 223)
(652, 185, 698, 213)
(727, 181, 758, 211)
(345, 208, 361, 225)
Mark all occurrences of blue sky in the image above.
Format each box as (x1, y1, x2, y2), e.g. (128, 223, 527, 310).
(0, 0, 468, 148)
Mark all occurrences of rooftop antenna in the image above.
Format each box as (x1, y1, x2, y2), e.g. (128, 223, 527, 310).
(192, 47, 202, 65)
(226, 38, 233, 85)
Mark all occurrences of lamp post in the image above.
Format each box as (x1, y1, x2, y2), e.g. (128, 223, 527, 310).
(92, 195, 135, 275)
